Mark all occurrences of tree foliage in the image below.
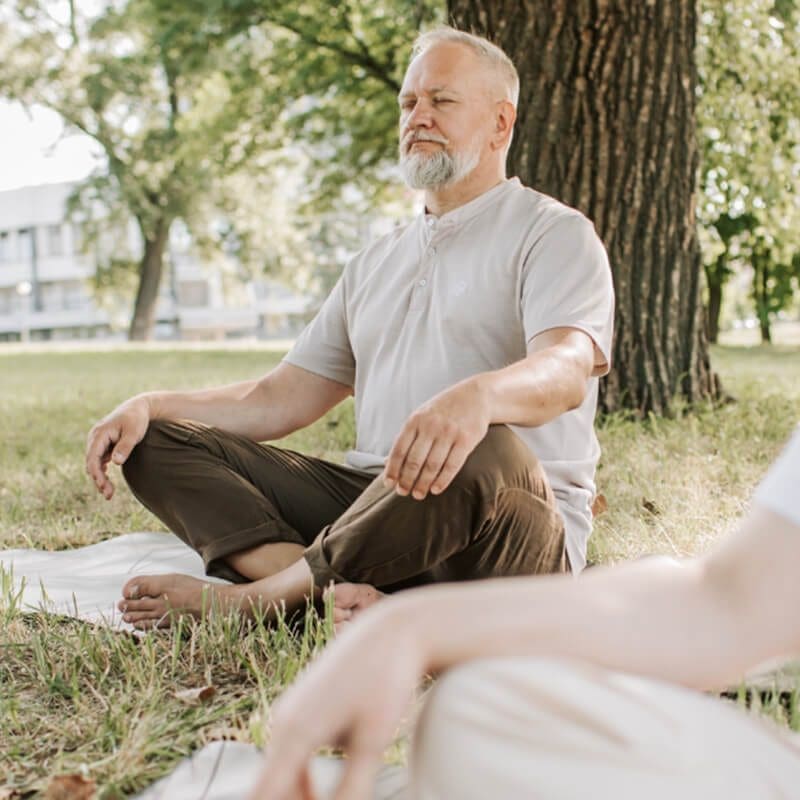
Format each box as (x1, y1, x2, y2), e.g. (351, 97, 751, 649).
(0, 0, 279, 337)
(697, 0, 800, 341)
(0, 0, 441, 337)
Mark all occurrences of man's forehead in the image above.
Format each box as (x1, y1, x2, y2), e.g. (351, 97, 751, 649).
(400, 42, 481, 93)
(398, 84, 463, 99)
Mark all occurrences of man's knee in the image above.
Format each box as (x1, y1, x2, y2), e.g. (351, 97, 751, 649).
(121, 419, 195, 491)
(449, 424, 543, 497)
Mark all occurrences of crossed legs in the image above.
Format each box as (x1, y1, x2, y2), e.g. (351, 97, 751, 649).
(118, 421, 566, 628)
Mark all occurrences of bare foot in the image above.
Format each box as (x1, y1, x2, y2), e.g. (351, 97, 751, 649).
(118, 573, 235, 630)
(324, 582, 385, 633)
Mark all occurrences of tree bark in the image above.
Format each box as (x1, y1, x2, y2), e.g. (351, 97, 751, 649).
(706, 272, 722, 344)
(129, 216, 171, 341)
(448, 0, 716, 415)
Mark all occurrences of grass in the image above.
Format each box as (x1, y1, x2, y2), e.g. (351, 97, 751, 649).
(1, 342, 799, 795)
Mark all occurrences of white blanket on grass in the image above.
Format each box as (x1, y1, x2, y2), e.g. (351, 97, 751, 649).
(136, 740, 408, 800)
(0, 533, 409, 799)
(0, 532, 228, 631)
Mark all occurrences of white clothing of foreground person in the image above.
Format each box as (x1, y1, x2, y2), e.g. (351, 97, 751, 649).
(249, 427, 800, 800)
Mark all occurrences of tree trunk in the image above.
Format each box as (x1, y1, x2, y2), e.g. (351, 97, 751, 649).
(449, 0, 716, 415)
(753, 257, 772, 344)
(129, 216, 171, 341)
(706, 272, 723, 344)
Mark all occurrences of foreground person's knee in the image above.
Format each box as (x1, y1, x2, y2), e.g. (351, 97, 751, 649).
(409, 661, 501, 799)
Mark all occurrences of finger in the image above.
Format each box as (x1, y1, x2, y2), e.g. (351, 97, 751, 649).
(249, 767, 307, 800)
(395, 433, 434, 496)
(251, 742, 313, 800)
(299, 765, 316, 800)
(86, 429, 117, 493)
(382, 425, 418, 488)
(429, 441, 473, 495)
(409, 437, 454, 500)
(333, 752, 381, 800)
(111, 430, 140, 466)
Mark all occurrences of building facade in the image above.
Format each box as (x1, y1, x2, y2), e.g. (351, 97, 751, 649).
(0, 182, 311, 342)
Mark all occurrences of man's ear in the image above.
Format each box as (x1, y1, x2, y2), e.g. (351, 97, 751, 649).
(491, 100, 517, 151)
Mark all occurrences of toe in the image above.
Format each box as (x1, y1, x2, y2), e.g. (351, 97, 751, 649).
(122, 578, 142, 600)
(121, 598, 160, 613)
(332, 606, 353, 623)
(330, 582, 361, 609)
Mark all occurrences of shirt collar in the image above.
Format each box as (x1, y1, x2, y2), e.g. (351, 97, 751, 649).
(421, 178, 520, 231)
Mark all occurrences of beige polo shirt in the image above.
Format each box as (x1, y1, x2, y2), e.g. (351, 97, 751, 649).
(284, 178, 614, 572)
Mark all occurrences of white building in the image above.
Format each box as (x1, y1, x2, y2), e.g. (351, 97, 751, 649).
(0, 182, 312, 342)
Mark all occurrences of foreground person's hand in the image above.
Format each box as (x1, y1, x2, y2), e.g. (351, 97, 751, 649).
(85, 395, 152, 499)
(250, 606, 423, 800)
(383, 377, 491, 500)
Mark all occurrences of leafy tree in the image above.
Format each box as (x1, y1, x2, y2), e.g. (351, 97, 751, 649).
(697, 0, 800, 342)
(0, 0, 442, 338)
(0, 0, 282, 338)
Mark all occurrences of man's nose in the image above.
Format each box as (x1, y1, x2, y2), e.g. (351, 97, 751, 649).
(406, 99, 434, 128)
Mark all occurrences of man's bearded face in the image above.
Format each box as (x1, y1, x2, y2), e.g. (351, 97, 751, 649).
(398, 130, 481, 190)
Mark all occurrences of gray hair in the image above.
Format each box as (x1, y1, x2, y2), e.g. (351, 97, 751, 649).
(411, 26, 520, 108)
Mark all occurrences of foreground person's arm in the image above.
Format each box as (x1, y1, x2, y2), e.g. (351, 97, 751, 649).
(399, 506, 800, 689)
(86, 363, 350, 499)
(251, 437, 800, 800)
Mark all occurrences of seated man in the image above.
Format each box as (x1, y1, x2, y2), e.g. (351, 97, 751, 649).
(85, 27, 614, 630)
(252, 427, 800, 800)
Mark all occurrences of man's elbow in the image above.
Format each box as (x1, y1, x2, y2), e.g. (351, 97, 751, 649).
(563, 372, 590, 412)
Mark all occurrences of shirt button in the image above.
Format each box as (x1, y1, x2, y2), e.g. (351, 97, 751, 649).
(419, 278, 427, 287)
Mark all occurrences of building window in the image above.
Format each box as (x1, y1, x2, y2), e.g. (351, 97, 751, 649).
(47, 224, 63, 256)
(17, 228, 32, 261)
(0, 231, 8, 262)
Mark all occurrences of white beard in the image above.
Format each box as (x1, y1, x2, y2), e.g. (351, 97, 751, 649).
(399, 139, 481, 190)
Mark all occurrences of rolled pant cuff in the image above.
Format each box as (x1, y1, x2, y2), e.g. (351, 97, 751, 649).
(203, 519, 305, 581)
(304, 528, 349, 587)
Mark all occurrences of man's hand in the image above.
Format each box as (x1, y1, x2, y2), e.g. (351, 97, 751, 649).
(85, 395, 152, 499)
(383, 378, 490, 500)
(249, 608, 423, 800)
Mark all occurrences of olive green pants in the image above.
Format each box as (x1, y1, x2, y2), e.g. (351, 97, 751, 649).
(122, 421, 567, 589)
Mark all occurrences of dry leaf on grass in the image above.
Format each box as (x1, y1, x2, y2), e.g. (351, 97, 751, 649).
(642, 498, 661, 516)
(175, 684, 217, 704)
(591, 493, 608, 517)
(44, 775, 96, 800)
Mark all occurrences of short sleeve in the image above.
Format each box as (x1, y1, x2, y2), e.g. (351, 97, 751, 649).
(283, 273, 356, 387)
(753, 428, 800, 527)
(521, 214, 615, 376)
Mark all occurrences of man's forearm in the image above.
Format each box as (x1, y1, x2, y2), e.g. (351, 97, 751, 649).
(471, 328, 596, 429)
(140, 379, 291, 441)
(475, 347, 588, 429)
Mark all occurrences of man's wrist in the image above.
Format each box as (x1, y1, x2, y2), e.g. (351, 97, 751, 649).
(378, 594, 444, 674)
(138, 391, 163, 420)
(466, 371, 496, 425)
